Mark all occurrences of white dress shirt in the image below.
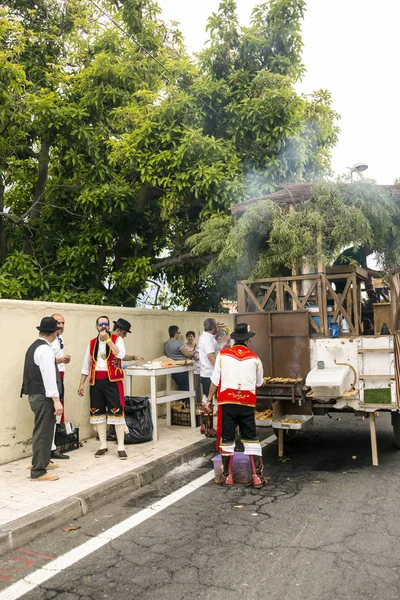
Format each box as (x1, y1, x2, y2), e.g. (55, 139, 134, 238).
(81, 336, 126, 375)
(51, 335, 65, 373)
(198, 331, 220, 378)
(33, 340, 60, 398)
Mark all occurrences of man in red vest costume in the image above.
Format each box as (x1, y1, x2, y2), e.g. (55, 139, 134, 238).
(78, 316, 133, 459)
(206, 322, 265, 488)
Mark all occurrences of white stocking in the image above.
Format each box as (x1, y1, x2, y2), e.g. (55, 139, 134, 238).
(97, 422, 108, 449)
(114, 424, 125, 451)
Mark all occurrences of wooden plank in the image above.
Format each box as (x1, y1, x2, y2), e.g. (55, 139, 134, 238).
(352, 272, 360, 335)
(330, 275, 351, 321)
(370, 412, 379, 466)
(278, 429, 284, 458)
(241, 274, 321, 284)
(342, 389, 360, 397)
(276, 281, 284, 311)
(237, 283, 246, 313)
(302, 279, 318, 306)
(243, 283, 265, 312)
(359, 403, 397, 410)
(326, 265, 368, 279)
(260, 281, 277, 311)
(282, 281, 305, 311)
(317, 277, 327, 336)
(267, 313, 273, 376)
(325, 278, 355, 333)
(317, 229, 324, 273)
(308, 311, 320, 334)
(389, 272, 400, 330)
(269, 332, 309, 338)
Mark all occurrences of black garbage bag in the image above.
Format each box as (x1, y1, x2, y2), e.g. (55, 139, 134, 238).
(124, 396, 153, 444)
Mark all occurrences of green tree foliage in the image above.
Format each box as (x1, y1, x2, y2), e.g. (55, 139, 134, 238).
(189, 182, 400, 290)
(0, 0, 339, 308)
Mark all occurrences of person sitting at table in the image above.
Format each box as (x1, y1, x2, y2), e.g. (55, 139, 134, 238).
(164, 325, 196, 393)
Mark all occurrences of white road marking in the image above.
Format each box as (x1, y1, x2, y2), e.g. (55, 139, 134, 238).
(0, 434, 276, 600)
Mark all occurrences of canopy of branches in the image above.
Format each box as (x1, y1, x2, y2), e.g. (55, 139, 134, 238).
(0, 0, 339, 308)
(188, 181, 400, 292)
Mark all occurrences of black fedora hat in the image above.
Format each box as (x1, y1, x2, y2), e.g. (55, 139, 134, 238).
(36, 316, 61, 333)
(230, 322, 255, 341)
(113, 318, 132, 333)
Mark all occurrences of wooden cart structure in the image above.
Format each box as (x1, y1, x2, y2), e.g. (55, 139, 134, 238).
(236, 268, 400, 466)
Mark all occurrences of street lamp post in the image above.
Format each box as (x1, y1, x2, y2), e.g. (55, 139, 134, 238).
(350, 162, 368, 183)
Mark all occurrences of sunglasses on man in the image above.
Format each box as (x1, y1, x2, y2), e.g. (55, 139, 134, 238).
(97, 322, 109, 327)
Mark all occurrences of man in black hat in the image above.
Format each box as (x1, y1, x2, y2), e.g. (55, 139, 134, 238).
(206, 323, 265, 488)
(78, 316, 143, 459)
(21, 317, 64, 481)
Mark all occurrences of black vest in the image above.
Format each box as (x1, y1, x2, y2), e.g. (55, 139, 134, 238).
(21, 339, 61, 397)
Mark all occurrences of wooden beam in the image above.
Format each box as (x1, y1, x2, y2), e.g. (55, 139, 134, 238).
(325, 278, 355, 333)
(243, 283, 265, 312)
(370, 412, 379, 467)
(237, 283, 246, 313)
(278, 429, 284, 458)
(260, 282, 277, 311)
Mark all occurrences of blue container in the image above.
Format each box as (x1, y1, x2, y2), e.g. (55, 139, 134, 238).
(310, 313, 333, 334)
(329, 322, 340, 337)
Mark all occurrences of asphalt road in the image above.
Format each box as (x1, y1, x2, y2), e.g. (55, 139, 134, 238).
(1, 412, 400, 600)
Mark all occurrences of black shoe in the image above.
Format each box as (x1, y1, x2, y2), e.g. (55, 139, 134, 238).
(51, 450, 70, 460)
(95, 448, 108, 457)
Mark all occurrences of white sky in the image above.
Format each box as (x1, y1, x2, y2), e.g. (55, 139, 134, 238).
(159, 0, 400, 185)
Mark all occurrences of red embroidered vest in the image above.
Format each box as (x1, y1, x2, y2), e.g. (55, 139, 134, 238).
(217, 345, 259, 407)
(89, 334, 124, 385)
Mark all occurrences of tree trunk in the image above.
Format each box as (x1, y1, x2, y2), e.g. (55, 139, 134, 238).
(23, 141, 50, 256)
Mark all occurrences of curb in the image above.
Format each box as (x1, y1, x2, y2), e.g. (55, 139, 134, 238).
(0, 437, 216, 556)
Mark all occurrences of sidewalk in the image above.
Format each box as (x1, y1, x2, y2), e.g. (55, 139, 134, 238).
(0, 421, 216, 555)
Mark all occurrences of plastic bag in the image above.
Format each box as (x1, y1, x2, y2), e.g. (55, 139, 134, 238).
(54, 422, 66, 446)
(124, 396, 153, 444)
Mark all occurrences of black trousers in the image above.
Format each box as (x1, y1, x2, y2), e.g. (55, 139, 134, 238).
(29, 394, 55, 478)
(172, 371, 189, 391)
(200, 376, 211, 396)
(90, 379, 123, 418)
(221, 404, 257, 443)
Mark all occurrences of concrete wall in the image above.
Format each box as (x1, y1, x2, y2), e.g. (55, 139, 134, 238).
(0, 299, 233, 465)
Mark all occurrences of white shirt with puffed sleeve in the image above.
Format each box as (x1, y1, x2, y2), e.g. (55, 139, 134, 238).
(81, 336, 126, 375)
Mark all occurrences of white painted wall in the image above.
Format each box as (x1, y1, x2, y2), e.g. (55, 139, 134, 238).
(0, 299, 233, 465)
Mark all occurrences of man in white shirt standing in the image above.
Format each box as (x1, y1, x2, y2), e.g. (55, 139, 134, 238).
(50, 313, 71, 460)
(78, 316, 129, 459)
(198, 318, 220, 437)
(198, 318, 220, 397)
(21, 317, 64, 481)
